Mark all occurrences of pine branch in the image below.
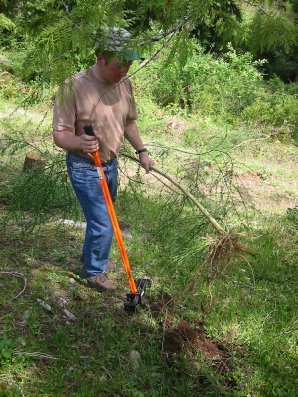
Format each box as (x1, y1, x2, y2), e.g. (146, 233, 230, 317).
(145, 15, 192, 43)
(121, 153, 227, 236)
(61, 0, 70, 15)
(242, 0, 268, 15)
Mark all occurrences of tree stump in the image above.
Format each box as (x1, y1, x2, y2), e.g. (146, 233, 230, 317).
(23, 154, 46, 173)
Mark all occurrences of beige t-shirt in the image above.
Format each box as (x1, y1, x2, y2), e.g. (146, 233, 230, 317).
(52, 66, 139, 162)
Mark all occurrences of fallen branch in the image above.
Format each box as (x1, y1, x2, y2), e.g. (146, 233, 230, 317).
(121, 153, 256, 313)
(121, 153, 226, 235)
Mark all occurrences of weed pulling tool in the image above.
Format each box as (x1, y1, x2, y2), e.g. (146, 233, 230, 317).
(84, 125, 151, 310)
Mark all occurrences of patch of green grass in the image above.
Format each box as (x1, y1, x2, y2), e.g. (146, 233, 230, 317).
(1, 197, 297, 396)
(1, 87, 297, 396)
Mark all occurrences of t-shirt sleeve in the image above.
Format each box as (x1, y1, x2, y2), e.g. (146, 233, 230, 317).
(52, 83, 76, 133)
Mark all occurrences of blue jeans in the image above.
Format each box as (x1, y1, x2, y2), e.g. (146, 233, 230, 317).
(66, 152, 118, 275)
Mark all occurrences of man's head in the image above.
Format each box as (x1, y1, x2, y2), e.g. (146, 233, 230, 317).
(95, 27, 144, 62)
(95, 27, 144, 84)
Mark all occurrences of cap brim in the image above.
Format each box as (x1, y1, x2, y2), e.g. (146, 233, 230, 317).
(120, 49, 145, 61)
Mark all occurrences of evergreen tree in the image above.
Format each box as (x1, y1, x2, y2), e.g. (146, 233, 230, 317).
(0, 0, 297, 83)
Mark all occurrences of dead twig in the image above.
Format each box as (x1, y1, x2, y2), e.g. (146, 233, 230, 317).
(15, 351, 60, 360)
(0, 271, 27, 300)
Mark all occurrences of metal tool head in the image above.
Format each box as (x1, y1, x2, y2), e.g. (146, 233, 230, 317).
(124, 278, 152, 311)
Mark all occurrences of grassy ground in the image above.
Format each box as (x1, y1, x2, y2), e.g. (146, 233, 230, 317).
(0, 97, 298, 396)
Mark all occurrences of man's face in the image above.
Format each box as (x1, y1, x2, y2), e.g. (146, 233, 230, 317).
(98, 55, 132, 84)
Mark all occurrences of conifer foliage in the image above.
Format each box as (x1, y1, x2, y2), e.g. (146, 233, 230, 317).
(1, 1, 297, 84)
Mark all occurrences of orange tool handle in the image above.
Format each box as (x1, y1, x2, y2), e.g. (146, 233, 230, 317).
(84, 125, 137, 294)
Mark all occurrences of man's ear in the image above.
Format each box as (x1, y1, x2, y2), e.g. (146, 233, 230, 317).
(97, 54, 106, 66)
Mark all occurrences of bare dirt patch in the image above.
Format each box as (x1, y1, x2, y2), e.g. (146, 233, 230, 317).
(148, 293, 232, 378)
(236, 170, 297, 213)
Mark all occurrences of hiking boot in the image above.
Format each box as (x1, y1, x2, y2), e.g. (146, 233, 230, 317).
(78, 266, 91, 280)
(80, 255, 116, 271)
(106, 260, 116, 271)
(78, 267, 116, 292)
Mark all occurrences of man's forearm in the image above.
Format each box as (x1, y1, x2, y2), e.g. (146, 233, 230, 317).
(124, 121, 146, 151)
(53, 129, 99, 154)
(53, 129, 82, 151)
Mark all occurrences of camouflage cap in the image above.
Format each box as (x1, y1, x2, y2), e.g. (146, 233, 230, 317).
(97, 27, 144, 61)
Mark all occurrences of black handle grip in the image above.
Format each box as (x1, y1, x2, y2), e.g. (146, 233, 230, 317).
(84, 124, 95, 136)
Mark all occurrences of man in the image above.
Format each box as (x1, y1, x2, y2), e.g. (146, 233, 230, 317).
(52, 27, 154, 292)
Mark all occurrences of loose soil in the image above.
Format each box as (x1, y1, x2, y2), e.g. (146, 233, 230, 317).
(148, 293, 231, 377)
